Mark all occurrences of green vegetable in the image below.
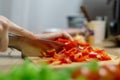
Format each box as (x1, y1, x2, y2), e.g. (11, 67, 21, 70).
(9, 60, 39, 80)
(87, 61, 99, 72)
(77, 76, 87, 80)
(82, 60, 99, 72)
(0, 59, 100, 80)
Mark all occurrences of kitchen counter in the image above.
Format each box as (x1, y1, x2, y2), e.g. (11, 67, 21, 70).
(0, 48, 23, 71)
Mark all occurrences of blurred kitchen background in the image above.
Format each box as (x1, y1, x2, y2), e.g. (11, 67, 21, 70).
(0, 0, 120, 41)
(0, 0, 82, 32)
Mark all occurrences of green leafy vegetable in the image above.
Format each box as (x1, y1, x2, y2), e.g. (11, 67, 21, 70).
(77, 76, 87, 80)
(0, 59, 100, 80)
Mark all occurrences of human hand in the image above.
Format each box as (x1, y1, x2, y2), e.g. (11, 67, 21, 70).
(9, 32, 73, 57)
(0, 16, 37, 52)
(0, 16, 73, 53)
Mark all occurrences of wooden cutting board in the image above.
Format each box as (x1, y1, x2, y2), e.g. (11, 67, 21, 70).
(27, 43, 120, 69)
(9, 35, 120, 69)
(28, 54, 120, 69)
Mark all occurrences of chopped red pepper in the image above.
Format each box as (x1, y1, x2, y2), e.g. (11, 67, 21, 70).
(89, 52, 97, 58)
(41, 38, 111, 64)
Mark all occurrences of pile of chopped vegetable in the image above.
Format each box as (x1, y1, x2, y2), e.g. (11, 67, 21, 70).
(42, 38, 111, 64)
(0, 60, 120, 80)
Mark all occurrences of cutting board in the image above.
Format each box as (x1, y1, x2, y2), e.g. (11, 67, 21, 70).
(27, 42, 120, 69)
(28, 54, 120, 69)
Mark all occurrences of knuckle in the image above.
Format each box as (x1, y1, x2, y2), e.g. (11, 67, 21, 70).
(1, 23, 9, 30)
(0, 20, 9, 30)
(0, 16, 9, 25)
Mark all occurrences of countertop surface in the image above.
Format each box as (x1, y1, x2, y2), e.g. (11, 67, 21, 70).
(0, 48, 23, 71)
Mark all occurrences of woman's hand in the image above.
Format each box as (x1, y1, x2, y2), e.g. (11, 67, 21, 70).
(0, 16, 73, 52)
(0, 16, 37, 52)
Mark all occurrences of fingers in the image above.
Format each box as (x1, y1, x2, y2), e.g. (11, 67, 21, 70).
(36, 31, 73, 40)
(61, 31, 73, 41)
